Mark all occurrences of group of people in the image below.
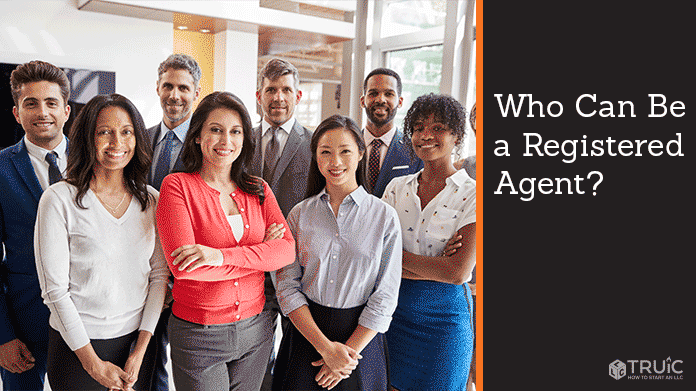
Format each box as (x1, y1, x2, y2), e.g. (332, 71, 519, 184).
(0, 54, 476, 391)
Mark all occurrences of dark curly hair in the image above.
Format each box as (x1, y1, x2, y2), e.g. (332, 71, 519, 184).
(402, 93, 467, 157)
(179, 91, 265, 204)
(66, 94, 153, 210)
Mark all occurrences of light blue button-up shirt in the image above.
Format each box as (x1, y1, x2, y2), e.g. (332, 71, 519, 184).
(273, 186, 402, 333)
(150, 118, 191, 180)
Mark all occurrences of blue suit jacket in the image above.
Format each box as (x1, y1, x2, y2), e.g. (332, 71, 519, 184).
(0, 139, 53, 345)
(370, 129, 424, 198)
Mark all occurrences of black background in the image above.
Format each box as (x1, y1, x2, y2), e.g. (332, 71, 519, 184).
(484, 2, 692, 390)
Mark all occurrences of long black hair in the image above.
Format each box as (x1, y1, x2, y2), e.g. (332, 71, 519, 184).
(179, 91, 265, 204)
(66, 94, 152, 210)
(305, 114, 367, 199)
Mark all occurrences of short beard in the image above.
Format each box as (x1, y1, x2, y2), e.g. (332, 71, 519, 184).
(366, 105, 397, 127)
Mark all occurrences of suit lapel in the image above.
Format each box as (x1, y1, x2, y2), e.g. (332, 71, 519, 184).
(374, 130, 404, 191)
(10, 140, 44, 203)
(250, 126, 263, 178)
(270, 122, 304, 188)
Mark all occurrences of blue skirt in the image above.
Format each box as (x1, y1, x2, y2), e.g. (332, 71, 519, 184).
(386, 280, 473, 391)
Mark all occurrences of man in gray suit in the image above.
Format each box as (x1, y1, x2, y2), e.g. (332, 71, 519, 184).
(144, 53, 202, 391)
(250, 58, 312, 391)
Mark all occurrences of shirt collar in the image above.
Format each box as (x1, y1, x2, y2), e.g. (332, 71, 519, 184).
(363, 126, 397, 148)
(159, 117, 191, 144)
(262, 117, 295, 137)
(319, 185, 368, 206)
(24, 134, 68, 161)
(406, 168, 470, 187)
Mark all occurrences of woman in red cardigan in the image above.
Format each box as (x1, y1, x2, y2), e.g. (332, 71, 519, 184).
(155, 91, 295, 390)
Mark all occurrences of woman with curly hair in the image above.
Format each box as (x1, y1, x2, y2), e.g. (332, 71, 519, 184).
(382, 93, 476, 391)
(34, 94, 168, 390)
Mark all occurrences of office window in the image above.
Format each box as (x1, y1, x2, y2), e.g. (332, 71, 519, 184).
(381, 0, 447, 38)
(296, 82, 323, 129)
(386, 44, 443, 128)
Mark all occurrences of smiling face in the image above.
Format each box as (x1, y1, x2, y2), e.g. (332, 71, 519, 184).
(156, 68, 200, 129)
(411, 113, 457, 163)
(256, 74, 302, 128)
(94, 106, 136, 175)
(196, 108, 244, 171)
(13, 80, 70, 150)
(361, 74, 403, 136)
(316, 127, 365, 193)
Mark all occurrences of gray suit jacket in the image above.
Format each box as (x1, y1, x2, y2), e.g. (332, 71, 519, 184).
(146, 123, 187, 188)
(250, 121, 313, 218)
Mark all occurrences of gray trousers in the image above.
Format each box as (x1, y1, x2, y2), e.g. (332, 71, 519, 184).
(168, 311, 274, 391)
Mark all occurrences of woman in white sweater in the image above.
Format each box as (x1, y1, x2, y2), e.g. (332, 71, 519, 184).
(34, 94, 168, 391)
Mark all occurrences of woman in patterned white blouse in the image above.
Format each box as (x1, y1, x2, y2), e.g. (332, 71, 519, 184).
(382, 93, 476, 391)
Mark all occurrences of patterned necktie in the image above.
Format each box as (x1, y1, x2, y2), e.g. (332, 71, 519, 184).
(45, 151, 62, 185)
(263, 127, 280, 183)
(368, 138, 383, 191)
(152, 130, 175, 191)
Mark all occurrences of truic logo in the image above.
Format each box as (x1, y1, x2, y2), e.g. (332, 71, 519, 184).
(609, 357, 683, 381)
(609, 360, 626, 380)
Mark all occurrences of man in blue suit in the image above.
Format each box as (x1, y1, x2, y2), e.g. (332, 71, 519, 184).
(361, 68, 423, 198)
(0, 60, 71, 390)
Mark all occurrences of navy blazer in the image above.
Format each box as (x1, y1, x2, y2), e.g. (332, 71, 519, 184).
(250, 121, 313, 218)
(369, 129, 424, 198)
(0, 139, 53, 344)
(146, 123, 187, 189)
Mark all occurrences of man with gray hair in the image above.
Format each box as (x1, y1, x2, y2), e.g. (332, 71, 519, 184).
(250, 58, 313, 390)
(143, 53, 202, 391)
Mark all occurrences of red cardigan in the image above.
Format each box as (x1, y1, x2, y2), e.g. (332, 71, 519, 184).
(156, 172, 295, 325)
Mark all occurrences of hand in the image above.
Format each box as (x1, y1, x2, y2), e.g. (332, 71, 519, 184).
(441, 234, 463, 256)
(122, 350, 145, 391)
(84, 358, 132, 390)
(315, 363, 350, 389)
(263, 223, 286, 242)
(314, 341, 360, 373)
(171, 244, 223, 272)
(0, 339, 35, 373)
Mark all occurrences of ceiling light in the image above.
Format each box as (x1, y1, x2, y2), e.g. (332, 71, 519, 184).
(177, 26, 188, 30)
(200, 29, 210, 33)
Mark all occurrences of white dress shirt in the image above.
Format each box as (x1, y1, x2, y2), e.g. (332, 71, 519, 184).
(24, 135, 68, 191)
(363, 126, 397, 174)
(261, 117, 296, 170)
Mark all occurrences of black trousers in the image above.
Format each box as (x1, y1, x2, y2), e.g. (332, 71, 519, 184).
(47, 328, 150, 391)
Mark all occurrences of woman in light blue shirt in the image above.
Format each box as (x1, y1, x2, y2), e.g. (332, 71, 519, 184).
(272, 114, 402, 391)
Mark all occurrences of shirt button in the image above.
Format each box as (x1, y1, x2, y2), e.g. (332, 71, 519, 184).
(234, 281, 239, 286)
(330, 279, 334, 284)
(332, 255, 337, 259)
(232, 193, 236, 196)
(335, 233, 339, 237)
(240, 208, 244, 212)
(245, 225, 249, 229)
(236, 314, 240, 319)
(235, 301, 240, 306)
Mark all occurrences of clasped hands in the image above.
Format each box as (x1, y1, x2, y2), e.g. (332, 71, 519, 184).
(313, 341, 362, 390)
(172, 223, 286, 271)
